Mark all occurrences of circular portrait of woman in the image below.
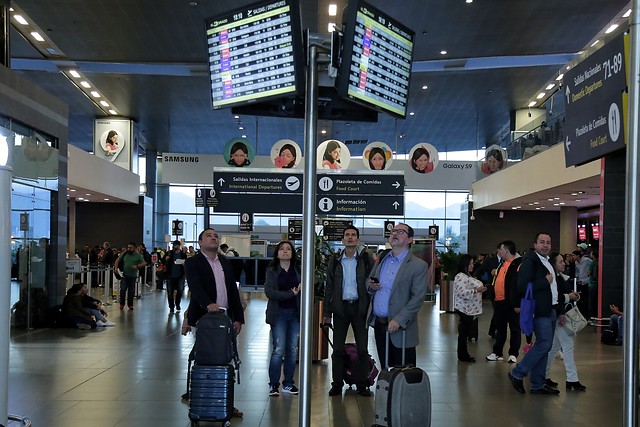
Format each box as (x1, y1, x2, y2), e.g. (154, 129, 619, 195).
(362, 142, 393, 170)
(271, 139, 301, 169)
(99, 129, 126, 158)
(224, 138, 254, 167)
(408, 143, 438, 174)
(480, 145, 507, 174)
(317, 139, 350, 170)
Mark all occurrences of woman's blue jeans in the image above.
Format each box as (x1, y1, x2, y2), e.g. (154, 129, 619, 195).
(269, 308, 300, 387)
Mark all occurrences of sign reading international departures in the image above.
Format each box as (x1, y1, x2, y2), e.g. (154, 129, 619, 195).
(213, 169, 404, 215)
(563, 31, 627, 167)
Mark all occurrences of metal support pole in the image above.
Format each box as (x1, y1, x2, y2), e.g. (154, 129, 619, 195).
(623, 3, 640, 425)
(299, 43, 320, 427)
(0, 132, 14, 426)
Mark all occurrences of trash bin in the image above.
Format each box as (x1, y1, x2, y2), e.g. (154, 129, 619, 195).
(439, 279, 455, 312)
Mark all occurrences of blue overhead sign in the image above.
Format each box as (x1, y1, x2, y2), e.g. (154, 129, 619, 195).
(563, 31, 627, 167)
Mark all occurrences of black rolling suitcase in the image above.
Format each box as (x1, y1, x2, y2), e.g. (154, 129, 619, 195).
(372, 330, 431, 427)
(188, 364, 235, 425)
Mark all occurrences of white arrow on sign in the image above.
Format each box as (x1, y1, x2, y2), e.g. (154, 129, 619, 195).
(392, 201, 399, 209)
(565, 86, 571, 104)
(392, 181, 400, 189)
(217, 178, 225, 186)
(565, 136, 572, 152)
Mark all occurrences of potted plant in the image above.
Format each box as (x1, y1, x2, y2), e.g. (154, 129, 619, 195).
(437, 249, 459, 312)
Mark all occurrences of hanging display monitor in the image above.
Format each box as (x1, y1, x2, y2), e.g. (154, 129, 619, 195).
(336, 0, 415, 118)
(205, 0, 305, 110)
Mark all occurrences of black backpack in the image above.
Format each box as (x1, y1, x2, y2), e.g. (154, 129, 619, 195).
(194, 310, 239, 366)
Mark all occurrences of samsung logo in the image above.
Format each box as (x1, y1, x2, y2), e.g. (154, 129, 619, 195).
(163, 155, 200, 163)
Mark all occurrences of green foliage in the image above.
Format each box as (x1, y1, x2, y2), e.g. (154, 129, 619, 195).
(438, 248, 459, 280)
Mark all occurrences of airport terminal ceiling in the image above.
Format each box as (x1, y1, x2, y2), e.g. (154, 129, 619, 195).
(7, 0, 631, 157)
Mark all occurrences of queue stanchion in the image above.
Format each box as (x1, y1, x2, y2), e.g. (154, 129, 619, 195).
(87, 267, 93, 290)
(151, 263, 157, 291)
(103, 266, 112, 306)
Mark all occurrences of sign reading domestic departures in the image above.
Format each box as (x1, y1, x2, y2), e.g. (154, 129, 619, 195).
(563, 31, 627, 167)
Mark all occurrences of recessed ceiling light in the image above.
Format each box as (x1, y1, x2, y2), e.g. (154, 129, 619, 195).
(70, 189, 76, 192)
(238, 126, 244, 130)
(545, 84, 555, 90)
(536, 92, 546, 99)
(528, 203, 534, 206)
(104, 198, 110, 201)
(623, 9, 632, 18)
(605, 24, 619, 34)
(234, 115, 240, 119)
(86, 194, 91, 196)
(548, 198, 554, 201)
(591, 40, 599, 47)
(321, 129, 327, 134)
(553, 203, 559, 206)
(556, 74, 564, 81)
(13, 14, 28, 25)
(533, 202, 539, 205)
(241, 135, 247, 138)
(100, 100, 109, 107)
(328, 23, 336, 32)
(421, 85, 428, 90)
(409, 112, 415, 116)
(466, 0, 473, 3)
(536, 207, 541, 210)
(559, 202, 565, 205)
(571, 192, 578, 196)
(80, 81, 91, 88)
(554, 197, 560, 200)
(540, 206, 546, 209)
(328, 4, 337, 16)
(528, 101, 537, 107)
(30, 31, 44, 42)
(90, 91, 100, 98)
(109, 109, 117, 115)
(69, 70, 81, 78)
(440, 50, 447, 55)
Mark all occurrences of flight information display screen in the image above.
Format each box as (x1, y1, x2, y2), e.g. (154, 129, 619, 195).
(205, 0, 304, 110)
(337, 0, 415, 118)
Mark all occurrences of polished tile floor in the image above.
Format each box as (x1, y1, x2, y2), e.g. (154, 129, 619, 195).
(8, 286, 624, 426)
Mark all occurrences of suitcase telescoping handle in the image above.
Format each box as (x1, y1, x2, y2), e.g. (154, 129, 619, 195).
(320, 322, 334, 349)
(385, 328, 406, 370)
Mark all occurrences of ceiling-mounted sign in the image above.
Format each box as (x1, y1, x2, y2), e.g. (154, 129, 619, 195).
(20, 213, 29, 231)
(578, 225, 587, 241)
(288, 219, 303, 241)
(322, 219, 353, 241)
(239, 212, 253, 232)
(427, 225, 439, 240)
(384, 220, 395, 238)
(564, 31, 627, 167)
(172, 220, 184, 236)
(195, 188, 205, 207)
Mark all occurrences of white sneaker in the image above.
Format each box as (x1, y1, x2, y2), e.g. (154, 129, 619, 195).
(103, 321, 116, 326)
(486, 353, 503, 361)
(96, 320, 107, 327)
(508, 355, 517, 363)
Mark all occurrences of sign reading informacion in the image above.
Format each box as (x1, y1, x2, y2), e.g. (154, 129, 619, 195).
(195, 188, 205, 207)
(384, 220, 395, 238)
(172, 220, 184, 236)
(563, 31, 627, 167)
(322, 219, 354, 241)
(287, 219, 303, 240)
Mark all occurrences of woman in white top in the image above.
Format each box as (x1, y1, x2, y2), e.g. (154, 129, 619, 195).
(453, 254, 487, 362)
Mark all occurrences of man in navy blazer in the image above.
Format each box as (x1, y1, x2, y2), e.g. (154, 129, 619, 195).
(185, 228, 245, 333)
(367, 223, 428, 369)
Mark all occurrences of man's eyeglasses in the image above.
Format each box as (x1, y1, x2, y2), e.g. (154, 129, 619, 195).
(391, 229, 409, 235)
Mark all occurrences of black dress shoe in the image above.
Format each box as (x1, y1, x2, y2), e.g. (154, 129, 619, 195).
(328, 386, 342, 396)
(508, 372, 525, 394)
(566, 381, 587, 391)
(531, 385, 560, 395)
(458, 356, 476, 363)
(545, 378, 559, 388)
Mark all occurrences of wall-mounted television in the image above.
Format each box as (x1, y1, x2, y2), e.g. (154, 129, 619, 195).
(205, 0, 305, 110)
(336, 0, 415, 118)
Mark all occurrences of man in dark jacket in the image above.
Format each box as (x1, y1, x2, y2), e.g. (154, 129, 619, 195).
(486, 240, 522, 363)
(322, 225, 374, 397)
(508, 232, 559, 395)
(165, 240, 187, 313)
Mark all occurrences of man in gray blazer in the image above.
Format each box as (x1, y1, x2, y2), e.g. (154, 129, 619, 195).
(368, 223, 428, 368)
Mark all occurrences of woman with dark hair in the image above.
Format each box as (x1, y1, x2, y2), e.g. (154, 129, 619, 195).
(275, 144, 297, 168)
(481, 148, 505, 174)
(265, 240, 301, 397)
(544, 252, 585, 391)
(104, 130, 118, 155)
(368, 146, 387, 170)
(453, 254, 487, 362)
(410, 147, 434, 173)
(322, 140, 342, 170)
(228, 141, 251, 167)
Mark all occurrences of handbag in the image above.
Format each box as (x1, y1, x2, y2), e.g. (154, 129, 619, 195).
(519, 282, 535, 336)
(562, 304, 588, 336)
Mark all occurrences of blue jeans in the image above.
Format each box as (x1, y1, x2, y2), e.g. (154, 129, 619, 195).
(512, 312, 556, 390)
(119, 275, 136, 307)
(268, 308, 300, 387)
(610, 314, 624, 342)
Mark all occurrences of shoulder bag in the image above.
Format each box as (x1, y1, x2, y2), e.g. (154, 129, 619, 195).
(562, 304, 588, 336)
(519, 282, 535, 336)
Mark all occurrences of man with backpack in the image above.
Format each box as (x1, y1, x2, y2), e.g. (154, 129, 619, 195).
(323, 225, 375, 397)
